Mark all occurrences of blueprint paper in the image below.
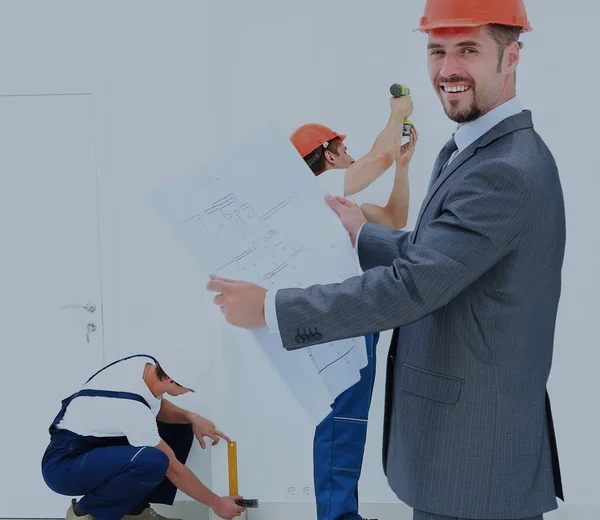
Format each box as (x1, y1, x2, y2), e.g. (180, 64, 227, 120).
(152, 123, 367, 422)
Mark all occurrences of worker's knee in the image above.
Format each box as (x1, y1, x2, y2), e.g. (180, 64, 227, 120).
(131, 447, 169, 479)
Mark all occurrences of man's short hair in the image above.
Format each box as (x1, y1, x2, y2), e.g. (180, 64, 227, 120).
(486, 24, 523, 72)
(304, 137, 343, 175)
(155, 362, 168, 381)
(155, 362, 183, 387)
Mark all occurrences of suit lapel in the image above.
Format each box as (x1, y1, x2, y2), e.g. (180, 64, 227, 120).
(427, 140, 456, 192)
(412, 145, 477, 241)
(412, 110, 534, 243)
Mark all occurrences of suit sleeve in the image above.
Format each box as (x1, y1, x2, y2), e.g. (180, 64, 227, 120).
(275, 162, 531, 350)
(357, 223, 412, 271)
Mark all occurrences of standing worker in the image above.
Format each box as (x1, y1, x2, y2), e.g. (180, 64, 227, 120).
(208, 0, 566, 519)
(41, 349, 245, 520)
(290, 92, 417, 520)
(291, 93, 416, 228)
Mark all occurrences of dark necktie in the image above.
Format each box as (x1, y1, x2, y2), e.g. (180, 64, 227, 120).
(428, 136, 458, 190)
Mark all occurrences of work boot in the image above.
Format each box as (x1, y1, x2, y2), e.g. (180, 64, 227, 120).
(65, 499, 94, 520)
(122, 506, 182, 520)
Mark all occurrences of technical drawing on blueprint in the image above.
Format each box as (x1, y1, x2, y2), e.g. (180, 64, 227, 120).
(181, 192, 310, 287)
(152, 124, 367, 421)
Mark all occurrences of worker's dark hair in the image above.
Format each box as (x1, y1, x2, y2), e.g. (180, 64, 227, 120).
(304, 137, 344, 176)
(486, 24, 523, 72)
(154, 362, 182, 387)
(154, 362, 169, 381)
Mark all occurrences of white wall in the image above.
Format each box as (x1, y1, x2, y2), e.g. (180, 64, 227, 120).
(80, 0, 227, 498)
(0, 0, 224, 510)
(204, 0, 600, 514)
(89, 0, 225, 495)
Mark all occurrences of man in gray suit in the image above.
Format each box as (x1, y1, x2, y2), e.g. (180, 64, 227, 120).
(207, 1, 565, 518)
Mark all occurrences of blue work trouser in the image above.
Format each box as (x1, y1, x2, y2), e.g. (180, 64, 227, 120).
(313, 332, 379, 520)
(42, 422, 193, 520)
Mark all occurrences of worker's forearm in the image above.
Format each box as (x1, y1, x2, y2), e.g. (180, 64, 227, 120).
(360, 164, 409, 229)
(157, 398, 196, 424)
(345, 154, 392, 196)
(384, 162, 410, 222)
(370, 111, 405, 158)
(360, 203, 406, 229)
(361, 203, 393, 227)
(344, 113, 405, 196)
(167, 462, 220, 508)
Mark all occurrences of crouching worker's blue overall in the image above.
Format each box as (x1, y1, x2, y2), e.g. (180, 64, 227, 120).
(313, 332, 379, 520)
(41, 355, 193, 520)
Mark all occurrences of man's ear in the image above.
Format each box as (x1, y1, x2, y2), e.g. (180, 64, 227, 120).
(506, 41, 520, 71)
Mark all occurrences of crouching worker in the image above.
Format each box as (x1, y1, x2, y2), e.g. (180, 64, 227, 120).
(41, 351, 244, 520)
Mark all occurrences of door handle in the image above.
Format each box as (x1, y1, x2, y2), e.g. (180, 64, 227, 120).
(60, 301, 96, 313)
(86, 322, 97, 343)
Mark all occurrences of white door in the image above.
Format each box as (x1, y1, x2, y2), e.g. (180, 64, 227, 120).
(0, 94, 106, 517)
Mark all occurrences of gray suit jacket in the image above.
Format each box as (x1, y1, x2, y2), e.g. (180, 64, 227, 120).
(275, 110, 565, 518)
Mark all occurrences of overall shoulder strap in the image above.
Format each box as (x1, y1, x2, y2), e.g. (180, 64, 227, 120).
(50, 355, 158, 431)
(50, 388, 152, 430)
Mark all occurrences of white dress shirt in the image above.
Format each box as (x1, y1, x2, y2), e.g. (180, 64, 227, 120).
(264, 97, 523, 334)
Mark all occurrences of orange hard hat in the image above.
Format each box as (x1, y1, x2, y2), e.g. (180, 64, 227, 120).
(290, 123, 346, 158)
(416, 0, 532, 33)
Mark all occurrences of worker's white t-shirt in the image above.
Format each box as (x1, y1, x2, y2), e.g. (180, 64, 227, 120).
(316, 169, 363, 206)
(56, 356, 162, 447)
(316, 169, 346, 198)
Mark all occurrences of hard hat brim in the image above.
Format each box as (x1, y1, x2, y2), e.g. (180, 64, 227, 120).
(174, 380, 195, 393)
(415, 19, 532, 33)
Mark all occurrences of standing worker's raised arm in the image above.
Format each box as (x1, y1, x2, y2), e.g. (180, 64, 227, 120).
(360, 126, 418, 229)
(344, 94, 413, 196)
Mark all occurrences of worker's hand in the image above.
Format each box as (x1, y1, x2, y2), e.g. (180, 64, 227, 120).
(390, 95, 413, 120)
(325, 195, 367, 247)
(190, 414, 231, 448)
(211, 496, 245, 520)
(395, 126, 419, 168)
(207, 276, 267, 329)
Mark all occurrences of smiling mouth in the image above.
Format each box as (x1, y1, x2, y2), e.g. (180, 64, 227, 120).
(440, 84, 472, 93)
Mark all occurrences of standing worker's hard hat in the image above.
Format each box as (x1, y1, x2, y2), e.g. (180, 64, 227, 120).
(416, 0, 532, 33)
(290, 123, 346, 158)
